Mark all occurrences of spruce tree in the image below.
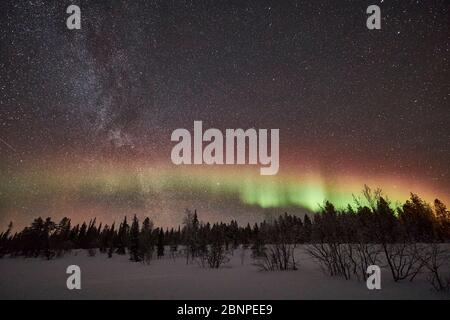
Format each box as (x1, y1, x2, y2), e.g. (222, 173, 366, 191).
(304, 214, 312, 242)
(116, 216, 129, 255)
(107, 223, 115, 258)
(129, 215, 141, 261)
(157, 228, 164, 258)
(140, 217, 154, 264)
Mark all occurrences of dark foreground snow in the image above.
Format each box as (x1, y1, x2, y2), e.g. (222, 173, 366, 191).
(0, 247, 448, 300)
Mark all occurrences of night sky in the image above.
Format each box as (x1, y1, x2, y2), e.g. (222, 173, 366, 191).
(0, 0, 449, 228)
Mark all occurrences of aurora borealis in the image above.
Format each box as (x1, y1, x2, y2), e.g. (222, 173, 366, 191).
(0, 1, 449, 228)
(1, 160, 447, 228)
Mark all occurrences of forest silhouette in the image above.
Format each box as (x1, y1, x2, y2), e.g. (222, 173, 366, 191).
(1, 186, 449, 291)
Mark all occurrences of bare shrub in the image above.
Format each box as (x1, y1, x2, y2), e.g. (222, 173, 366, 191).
(422, 243, 450, 292)
(381, 242, 426, 282)
(169, 244, 178, 262)
(255, 243, 297, 271)
(306, 202, 354, 279)
(141, 246, 154, 265)
(87, 248, 97, 257)
(350, 243, 381, 281)
(198, 243, 230, 269)
(306, 243, 352, 279)
(253, 213, 299, 271)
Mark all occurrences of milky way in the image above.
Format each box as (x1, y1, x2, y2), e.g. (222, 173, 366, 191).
(0, 1, 449, 228)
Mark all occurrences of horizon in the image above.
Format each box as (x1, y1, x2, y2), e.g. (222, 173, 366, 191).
(2, 189, 447, 232)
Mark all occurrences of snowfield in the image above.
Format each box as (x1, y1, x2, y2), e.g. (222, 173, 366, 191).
(0, 247, 448, 300)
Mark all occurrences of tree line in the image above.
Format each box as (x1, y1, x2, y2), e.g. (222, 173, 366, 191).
(0, 189, 449, 260)
(0, 188, 449, 290)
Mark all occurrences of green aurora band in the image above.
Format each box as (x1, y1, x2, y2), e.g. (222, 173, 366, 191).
(1, 164, 446, 219)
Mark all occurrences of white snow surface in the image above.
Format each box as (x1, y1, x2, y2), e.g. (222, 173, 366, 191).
(0, 246, 449, 300)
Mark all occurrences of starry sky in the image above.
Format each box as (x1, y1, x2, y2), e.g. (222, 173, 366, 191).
(0, 0, 449, 228)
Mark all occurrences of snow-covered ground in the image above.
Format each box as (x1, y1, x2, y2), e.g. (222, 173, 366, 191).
(0, 247, 448, 300)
